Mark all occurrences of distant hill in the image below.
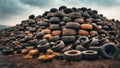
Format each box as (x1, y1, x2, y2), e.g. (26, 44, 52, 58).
(0, 25, 10, 29)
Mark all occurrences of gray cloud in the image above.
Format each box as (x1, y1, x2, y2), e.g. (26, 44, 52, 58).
(0, 0, 25, 20)
(61, 0, 120, 6)
(20, 0, 55, 7)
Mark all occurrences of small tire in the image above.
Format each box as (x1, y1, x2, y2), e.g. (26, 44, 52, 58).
(75, 45, 86, 51)
(49, 35, 60, 42)
(82, 50, 98, 60)
(52, 40, 65, 52)
(78, 30, 89, 36)
(64, 50, 82, 61)
(62, 36, 76, 43)
(50, 24, 60, 30)
(50, 17, 60, 24)
(36, 32, 45, 39)
(62, 17, 72, 22)
(66, 22, 80, 29)
(100, 43, 119, 59)
(37, 43, 50, 52)
(80, 24, 93, 30)
(2, 49, 14, 55)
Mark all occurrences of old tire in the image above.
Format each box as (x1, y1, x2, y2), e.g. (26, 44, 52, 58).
(37, 43, 50, 52)
(52, 40, 65, 52)
(66, 22, 80, 29)
(82, 50, 98, 60)
(64, 50, 82, 61)
(100, 43, 119, 59)
(62, 36, 76, 43)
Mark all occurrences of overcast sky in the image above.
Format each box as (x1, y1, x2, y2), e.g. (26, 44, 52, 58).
(0, 0, 120, 26)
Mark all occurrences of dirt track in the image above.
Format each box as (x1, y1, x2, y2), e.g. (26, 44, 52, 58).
(0, 52, 120, 68)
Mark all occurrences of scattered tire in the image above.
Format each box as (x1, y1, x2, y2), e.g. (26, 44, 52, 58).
(36, 32, 45, 39)
(37, 43, 50, 52)
(55, 53, 64, 60)
(100, 43, 119, 59)
(75, 45, 86, 51)
(52, 40, 65, 52)
(64, 50, 82, 61)
(2, 49, 14, 55)
(82, 50, 98, 60)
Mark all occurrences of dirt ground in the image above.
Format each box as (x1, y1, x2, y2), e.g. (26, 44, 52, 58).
(0, 52, 120, 68)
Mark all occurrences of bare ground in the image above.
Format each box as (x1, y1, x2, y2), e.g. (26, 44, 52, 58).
(0, 52, 120, 68)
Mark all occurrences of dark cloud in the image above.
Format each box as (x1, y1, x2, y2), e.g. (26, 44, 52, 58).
(20, 0, 55, 7)
(61, 0, 120, 6)
(0, 0, 25, 20)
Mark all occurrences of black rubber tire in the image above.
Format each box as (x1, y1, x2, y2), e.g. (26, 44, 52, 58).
(64, 50, 82, 61)
(49, 35, 60, 42)
(55, 53, 64, 60)
(25, 36, 33, 42)
(37, 43, 50, 52)
(62, 36, 76, 43)
(63, 8, 73, 14)
(2, 49, 14, 55)
(29, 14, 35, 19)
(61, 45, 72, 53)
(100, 43, 119, 59)
(75, 45, 86, 51)
(66, 22, 80, 29)
(88, 37, 99, 46)
(52, 40, 65, 52)
(89, 46, 101, 53)
(78, 36, 89, 45)
(82, 50, 98, 60)
(69, 12, 81, 19)
(62, 17, 72, 22)
(50, 8, 58, 12)
(38, 21, 49, 27)
(27, 39, 38, 46)
(37, 39, 48, 45)
(50, 17, 60, 24)
(50, 24, 60, 30)
(36, 32, 45, 39)
(59, 6, 67, 10)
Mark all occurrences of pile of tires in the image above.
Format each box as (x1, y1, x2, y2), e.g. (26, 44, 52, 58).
(0, 6, 119, 62)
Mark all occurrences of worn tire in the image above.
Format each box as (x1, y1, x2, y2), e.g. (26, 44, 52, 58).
(78, 30, 89, 36)
(50, 17, 60, 24)
(37, 43, 50, 52)
(49, 35, 60, 42)
(100, 43, 119, 59)
(82, 50, 98, 60)
(64, 50, 82, 61)
(62, 28, 77, 36)
(51, 30, 61, 36)
(66, 22, 80, 29)
(52, 40, 65, 52)
(50, 24, 60, 30)
(80, 24, 93, 30)
(2, 49, 14, 55)
(62, 36, 76, 43)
